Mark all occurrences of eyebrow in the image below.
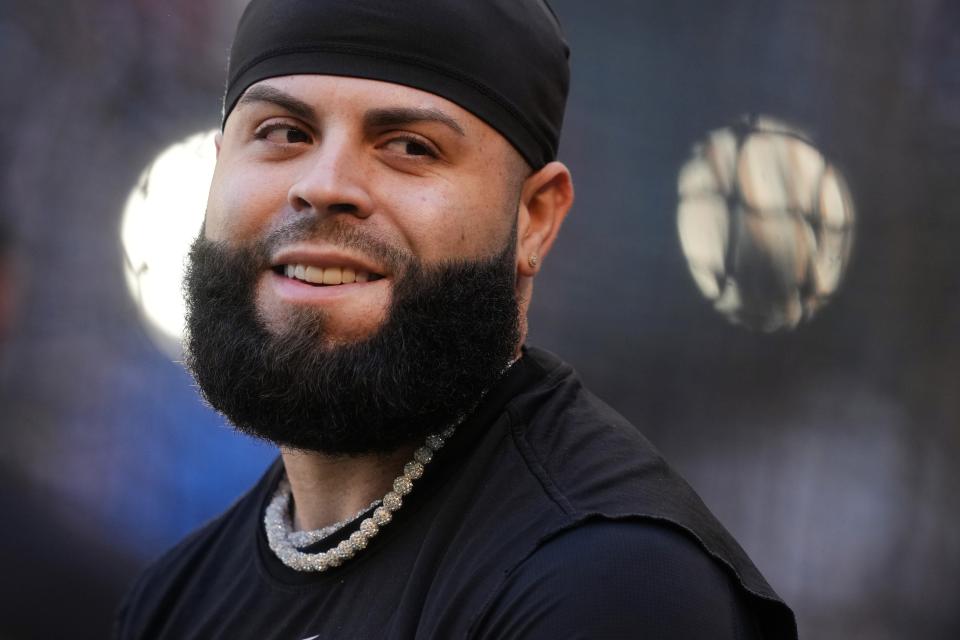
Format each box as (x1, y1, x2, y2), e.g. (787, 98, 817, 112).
(364, 107, 466, 137)
(236, 85, 317, 122)
(235, 85, 466, 137)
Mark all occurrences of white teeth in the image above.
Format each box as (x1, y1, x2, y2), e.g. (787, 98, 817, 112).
(303, 266, 323, 284)
(282, 264, 377, 285)
(323, 267, 342, 285)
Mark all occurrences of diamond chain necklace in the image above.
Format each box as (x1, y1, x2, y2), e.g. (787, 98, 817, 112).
(264, 359, 518, 572)
(264, 424, 458, 572)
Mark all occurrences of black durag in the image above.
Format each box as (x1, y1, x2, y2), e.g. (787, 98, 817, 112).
(223, 0, 570, 168)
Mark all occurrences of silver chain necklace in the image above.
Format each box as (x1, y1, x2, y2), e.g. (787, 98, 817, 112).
(264, 358, 518, 572)
(264, 424, 457, 572)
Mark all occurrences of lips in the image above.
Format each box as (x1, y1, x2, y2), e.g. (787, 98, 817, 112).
(260, 248, 393, 320)
(275, 263, 385, 286)
(269, 247, 388, 288)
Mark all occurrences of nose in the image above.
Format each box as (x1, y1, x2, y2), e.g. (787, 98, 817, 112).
(287, 136, 375, 218)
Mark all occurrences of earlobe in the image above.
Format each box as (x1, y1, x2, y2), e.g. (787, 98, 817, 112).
(516, 161, 574, 278)
(214, 131, 223, 159)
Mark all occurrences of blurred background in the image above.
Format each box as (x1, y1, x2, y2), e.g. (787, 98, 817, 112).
(0, 0, 957, 638)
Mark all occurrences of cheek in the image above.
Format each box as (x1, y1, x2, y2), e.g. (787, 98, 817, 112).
(385, 178, 510, 262)
(204, 162, 290, 243)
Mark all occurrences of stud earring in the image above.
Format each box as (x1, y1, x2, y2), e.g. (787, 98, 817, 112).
(528, 254, 539, 268)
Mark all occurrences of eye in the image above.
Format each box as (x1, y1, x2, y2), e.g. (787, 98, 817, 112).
(383, 136, 438, 159)
(254, 122, 312, 145)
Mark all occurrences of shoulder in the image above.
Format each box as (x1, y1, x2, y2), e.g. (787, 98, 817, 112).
(508, 348, 703, 522)
(113, 461, 281, 639)
(113, 520, 221, 638)
(494, 350, 796, 637)
(471, 518, 762, 640)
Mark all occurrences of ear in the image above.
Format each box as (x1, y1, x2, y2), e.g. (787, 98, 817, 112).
(214, 131, 223, 159)
(516, 161, 574, 278)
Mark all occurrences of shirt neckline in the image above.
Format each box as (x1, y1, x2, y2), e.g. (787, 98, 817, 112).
(252, 348, 546, 588)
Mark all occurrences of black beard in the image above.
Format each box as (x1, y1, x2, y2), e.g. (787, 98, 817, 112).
(183, 222, 520, 455)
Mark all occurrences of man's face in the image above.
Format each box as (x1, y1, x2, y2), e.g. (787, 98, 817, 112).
(186, 75, 528, 453)
(205, 74, 525, 343)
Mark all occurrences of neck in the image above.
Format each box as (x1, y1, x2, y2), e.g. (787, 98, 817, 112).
(281, 445, 416, 531)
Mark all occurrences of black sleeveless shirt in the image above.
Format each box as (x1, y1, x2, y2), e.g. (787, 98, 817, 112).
(116, 347, 797, 639)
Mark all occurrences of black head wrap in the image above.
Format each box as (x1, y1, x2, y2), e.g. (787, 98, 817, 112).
(223, 0, 570, 168)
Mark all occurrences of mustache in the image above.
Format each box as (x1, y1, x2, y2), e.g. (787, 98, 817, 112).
(205, 216, 414, 275)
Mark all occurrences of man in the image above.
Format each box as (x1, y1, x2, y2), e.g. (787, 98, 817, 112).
(116, 0, 797, 638)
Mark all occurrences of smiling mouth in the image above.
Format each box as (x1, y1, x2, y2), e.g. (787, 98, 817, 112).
(272, 264, 386, 287)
